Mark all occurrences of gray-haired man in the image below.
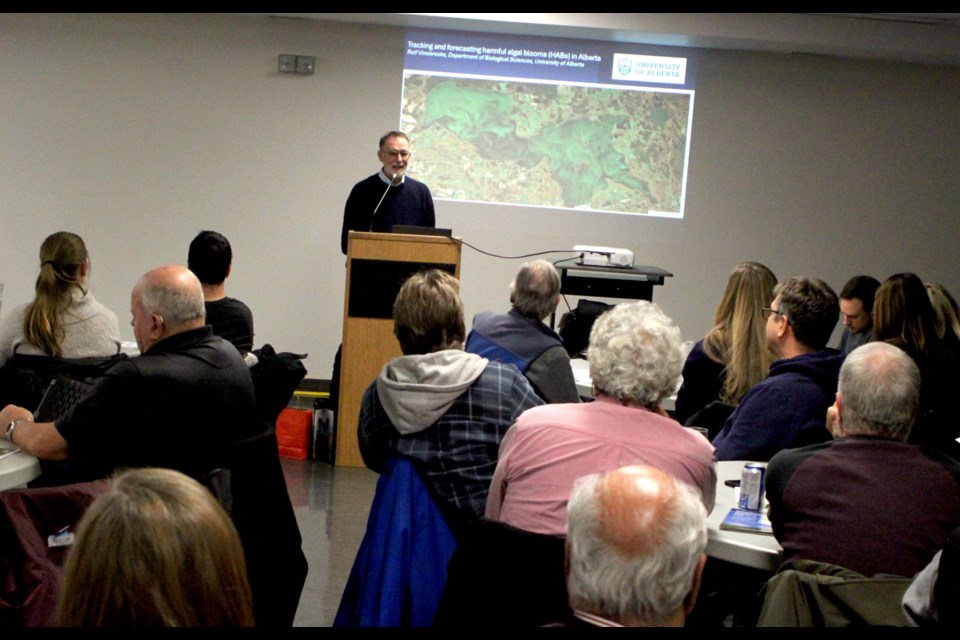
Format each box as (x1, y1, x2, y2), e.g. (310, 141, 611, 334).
(766, 341, 960, 578)
(466, 259, 579, 403)
(561, 464, 707, 627)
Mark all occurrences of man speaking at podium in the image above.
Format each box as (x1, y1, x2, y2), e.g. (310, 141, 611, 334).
(332, 130, 437, 420)
(340, 131, 435, 254)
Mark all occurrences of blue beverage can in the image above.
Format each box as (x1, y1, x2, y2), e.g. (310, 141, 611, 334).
(738, 463, 765, 511)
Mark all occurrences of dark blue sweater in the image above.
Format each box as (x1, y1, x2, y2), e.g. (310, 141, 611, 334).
(712, 349, 844, 461)
(674, 339, 726, 425)
(340, 172, 435, 254)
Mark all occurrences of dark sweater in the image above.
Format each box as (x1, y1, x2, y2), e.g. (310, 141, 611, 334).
(766, 436, 960, 577)
(340, 172, 435, 254)
(712, 349, 844, 461)
(674, 339, 726, 425)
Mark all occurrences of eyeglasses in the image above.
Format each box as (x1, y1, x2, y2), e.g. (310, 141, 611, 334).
(381, 150, 410, 159)
(762, 306, 787, 321)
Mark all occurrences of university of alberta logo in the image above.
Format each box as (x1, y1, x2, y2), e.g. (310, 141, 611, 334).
(617, 58, 632, 76)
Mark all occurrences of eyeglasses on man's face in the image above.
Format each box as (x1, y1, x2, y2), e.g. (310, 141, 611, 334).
(762, 306, 787, 321)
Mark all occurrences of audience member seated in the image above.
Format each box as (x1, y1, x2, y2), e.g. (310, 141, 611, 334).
(552, 465, 708, 627)
(188, 230, 255, 355)
(874, 273, 960, 459)
(0, 265, 306, 627)
(927, 282, 960, 343)
(674, 262, 777, 426)
(57, 468, 254, 627)
(0, 231, 120, 368)
(766, 342, 960, 578)
(358, 269, 543, 524)
(712, 276, 843, 461)
(465, 260, 579, 404)
(485, 301, 715, 536)
(836, 275, 880, 355)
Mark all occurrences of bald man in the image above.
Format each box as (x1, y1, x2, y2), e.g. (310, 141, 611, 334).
(0, 264, 307, 626)
(0, 264, 258, 479)
(561, 465, 708, 627)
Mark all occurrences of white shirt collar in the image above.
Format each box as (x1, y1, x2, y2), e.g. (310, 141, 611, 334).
(378, 170, 406, 186)
(572, 610, 624, 627)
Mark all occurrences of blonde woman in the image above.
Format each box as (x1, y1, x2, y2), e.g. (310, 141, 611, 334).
(926, 282, 960, 343)
(674, 262, 777, 425)
(0, 231, 121, 367)
(57, 467, 254, 627)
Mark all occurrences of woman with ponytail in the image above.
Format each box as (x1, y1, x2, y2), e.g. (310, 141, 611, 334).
(0, 231, 121, 366)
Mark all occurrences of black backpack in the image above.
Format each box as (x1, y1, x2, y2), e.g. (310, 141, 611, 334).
(557, 299, 614, 358)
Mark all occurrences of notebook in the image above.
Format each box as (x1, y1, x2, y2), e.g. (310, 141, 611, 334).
(719, 508, 774, 535)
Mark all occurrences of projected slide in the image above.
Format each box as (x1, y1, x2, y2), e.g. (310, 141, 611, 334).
(402, 30, 696, 219)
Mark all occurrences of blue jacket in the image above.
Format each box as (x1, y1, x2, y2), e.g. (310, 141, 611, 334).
(465, 310, 579, 404)
(466, 309, 562, 374)
(334, 456, 457, 627)
(712, 349, 844, 461)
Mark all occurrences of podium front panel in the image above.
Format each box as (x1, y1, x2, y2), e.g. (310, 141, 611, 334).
(348, 259, 457, 319)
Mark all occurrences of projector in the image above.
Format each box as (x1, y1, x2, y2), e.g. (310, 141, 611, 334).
(573, 245, 635, 268)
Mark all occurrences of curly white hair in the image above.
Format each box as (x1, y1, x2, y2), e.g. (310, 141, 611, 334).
(588, 301, 683, 406)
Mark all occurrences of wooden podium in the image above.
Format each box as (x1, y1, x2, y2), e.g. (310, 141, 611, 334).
(336, 231, 461, 467)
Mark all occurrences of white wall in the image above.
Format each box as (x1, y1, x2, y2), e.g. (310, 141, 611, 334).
(2, 14, 958, 377)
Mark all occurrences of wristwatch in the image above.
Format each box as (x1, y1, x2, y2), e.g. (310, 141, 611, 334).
(5, 417, 30, 444)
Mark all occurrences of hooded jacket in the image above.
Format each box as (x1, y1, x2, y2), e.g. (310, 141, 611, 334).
(359, 350, 543, 521)
(376, 350, 489, 434)
(712, 349, 845, 461)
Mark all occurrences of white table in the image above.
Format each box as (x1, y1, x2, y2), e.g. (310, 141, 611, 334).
(570, 358, 676, 412)
(0, 445, 41, 491)
(706, 460, 782, 572)
(120, 340, 140, 356)
(570, 357, 592, 397)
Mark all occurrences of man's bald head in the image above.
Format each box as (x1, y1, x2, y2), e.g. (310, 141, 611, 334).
(131, 265, 205, 353)
(566, 465, 707, 626)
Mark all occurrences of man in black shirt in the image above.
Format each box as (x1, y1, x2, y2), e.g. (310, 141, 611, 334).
(332, 131, 438, 409)
(0, 264, 306, 626)
(188, 230, 254, 354)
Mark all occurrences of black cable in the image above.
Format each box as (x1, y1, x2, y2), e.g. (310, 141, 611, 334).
(450, 236, 582, 261)
(447, 237, 586, 331)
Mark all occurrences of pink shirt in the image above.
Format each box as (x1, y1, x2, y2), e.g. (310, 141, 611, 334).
(485, 395, 717, 536)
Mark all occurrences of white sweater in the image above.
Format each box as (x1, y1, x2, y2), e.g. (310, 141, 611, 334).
(0, 287, 122, 367)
